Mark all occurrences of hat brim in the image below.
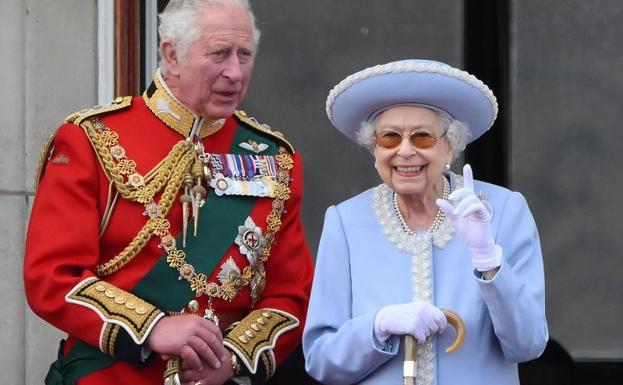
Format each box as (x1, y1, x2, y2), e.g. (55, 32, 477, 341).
(326, 60, 498, 144)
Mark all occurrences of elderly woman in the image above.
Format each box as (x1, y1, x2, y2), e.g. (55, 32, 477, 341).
(302, 60, 548, 385)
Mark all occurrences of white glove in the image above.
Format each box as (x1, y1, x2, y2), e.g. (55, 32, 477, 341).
(374, 300, 447, 344)
(436, 164, 502, 272)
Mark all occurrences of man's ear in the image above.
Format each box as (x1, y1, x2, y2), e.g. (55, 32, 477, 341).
(160, 39, 181, 76)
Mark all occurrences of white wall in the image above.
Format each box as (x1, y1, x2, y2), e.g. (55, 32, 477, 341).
(0, 1, 98, 383)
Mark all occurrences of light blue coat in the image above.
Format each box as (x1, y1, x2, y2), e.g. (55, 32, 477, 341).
(303, 177, 548, 385)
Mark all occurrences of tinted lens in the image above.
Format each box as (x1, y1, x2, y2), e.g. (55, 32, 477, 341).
(375, 130, 438, 149)
(410, 131, 437, 149)
(375, 132, 403, 148)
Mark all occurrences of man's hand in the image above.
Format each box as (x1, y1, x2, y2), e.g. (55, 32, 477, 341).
(179, 352, 235, 385)
(147, 315, 227, 371)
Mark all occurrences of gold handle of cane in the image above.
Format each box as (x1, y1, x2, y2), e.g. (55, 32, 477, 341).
(441, 309, 465, 353)
(163, 356, 181, 385)
(403, 309, 465, 384)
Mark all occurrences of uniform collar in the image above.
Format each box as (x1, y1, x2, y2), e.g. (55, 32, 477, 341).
(143, 70, 225, 138)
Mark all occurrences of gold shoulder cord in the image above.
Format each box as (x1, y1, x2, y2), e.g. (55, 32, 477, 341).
(82, 118, 196, 276)
(82, 119, 193, 204)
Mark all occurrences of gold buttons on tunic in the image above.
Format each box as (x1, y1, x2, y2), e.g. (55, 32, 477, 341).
(245, 330, 256, 338)
(136, 304, 147, 315)
(95, 283, 107, 292)
(114, 295, 126, 304)
(188, 300, 200, 313)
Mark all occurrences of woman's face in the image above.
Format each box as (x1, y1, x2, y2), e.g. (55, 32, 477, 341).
(373, 106, 452, 198)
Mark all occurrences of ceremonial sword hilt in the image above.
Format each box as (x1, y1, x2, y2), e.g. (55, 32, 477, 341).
(163, 306, 220, 385)
(163, 356, 181, 385)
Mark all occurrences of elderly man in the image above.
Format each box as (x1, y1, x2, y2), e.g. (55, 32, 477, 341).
(24, 1, 313, 384)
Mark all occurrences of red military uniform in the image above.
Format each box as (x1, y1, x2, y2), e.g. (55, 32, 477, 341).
(24, 72, 314, 385)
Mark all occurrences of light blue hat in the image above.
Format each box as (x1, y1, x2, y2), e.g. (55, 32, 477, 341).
(326, 59, 498, 144)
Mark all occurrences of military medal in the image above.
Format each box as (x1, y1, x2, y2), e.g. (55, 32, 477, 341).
(235, 217, 267, 305)
(207, 154, 280, 198)
(235, 217, 267, 263)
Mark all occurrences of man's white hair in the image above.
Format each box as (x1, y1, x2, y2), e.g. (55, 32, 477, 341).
(158, 0, 261, 74)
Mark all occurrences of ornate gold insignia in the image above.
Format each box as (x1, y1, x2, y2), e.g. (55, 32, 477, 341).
(223, 308, 299, 375)
(238, 139, 269, 154)
(234, 110, 295, 153)
(66, 277, 164, 344)
(144, 72, 224, 138)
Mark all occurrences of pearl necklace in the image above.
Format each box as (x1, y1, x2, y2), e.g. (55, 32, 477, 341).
(393, 176, 450, 235)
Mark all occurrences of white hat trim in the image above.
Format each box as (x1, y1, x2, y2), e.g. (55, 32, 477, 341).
(326, 61, 499, 127)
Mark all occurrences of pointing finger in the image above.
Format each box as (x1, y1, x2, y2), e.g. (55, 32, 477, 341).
(463, 164, 474, 192)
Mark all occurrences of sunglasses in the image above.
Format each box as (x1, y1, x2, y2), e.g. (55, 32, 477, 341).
(375, 129, 447, 149)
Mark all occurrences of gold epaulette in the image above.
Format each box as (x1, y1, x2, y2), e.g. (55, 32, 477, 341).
(64, 96, 133, 126)
(223, 308, 299, 377)
(234, 110, 295, 153)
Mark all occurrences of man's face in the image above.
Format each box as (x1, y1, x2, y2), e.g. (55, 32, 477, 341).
(170, 5, 255, 122)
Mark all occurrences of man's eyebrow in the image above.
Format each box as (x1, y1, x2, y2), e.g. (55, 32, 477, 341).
(206, 44, 231, 52)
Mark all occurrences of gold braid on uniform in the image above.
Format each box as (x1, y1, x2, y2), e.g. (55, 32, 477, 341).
(101, 323, 121, 356)
(223, 308, 299, 377)
(82, 118, 194, 204)
(66, 277, 164, 345)
(80, 117, 197, 276)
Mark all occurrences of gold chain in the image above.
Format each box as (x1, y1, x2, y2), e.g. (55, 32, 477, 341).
(167, 147, 293, 300)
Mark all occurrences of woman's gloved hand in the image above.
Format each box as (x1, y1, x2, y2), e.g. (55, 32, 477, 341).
(374, 300, 447, 343)
(436, 164, 502, 272)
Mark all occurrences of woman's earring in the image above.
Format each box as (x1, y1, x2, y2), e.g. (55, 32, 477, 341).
(445, 160, 451, 170)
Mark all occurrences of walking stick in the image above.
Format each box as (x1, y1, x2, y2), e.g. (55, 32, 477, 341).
(403, 309, 465, 385)
(403, 335, 417, 385)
